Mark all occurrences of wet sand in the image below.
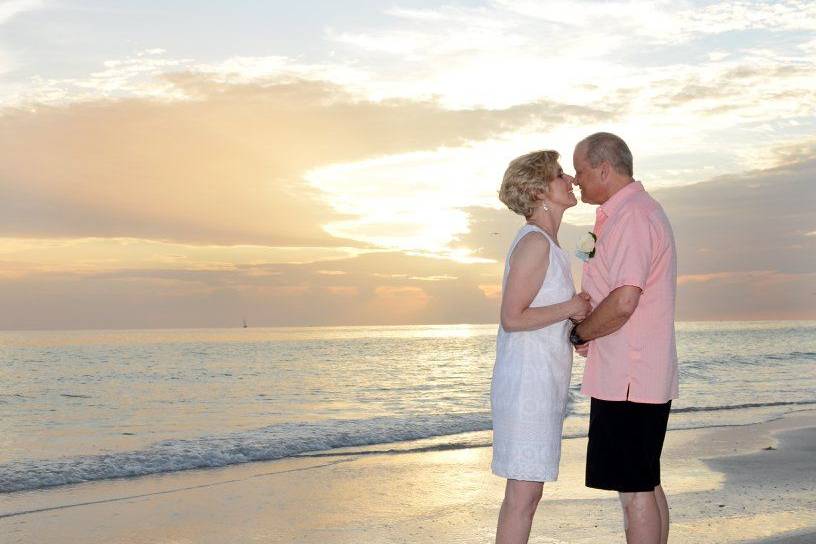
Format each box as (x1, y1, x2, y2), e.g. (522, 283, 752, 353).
(1, 410, 814, 543)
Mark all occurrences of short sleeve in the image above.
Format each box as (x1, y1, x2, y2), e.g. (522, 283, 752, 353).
(604, 210, 655, 291)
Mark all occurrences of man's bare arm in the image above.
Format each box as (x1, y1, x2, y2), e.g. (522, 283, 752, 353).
(574, 285, 642, 341)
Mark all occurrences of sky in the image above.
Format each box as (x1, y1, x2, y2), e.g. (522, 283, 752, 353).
(1, 0, 814, 329)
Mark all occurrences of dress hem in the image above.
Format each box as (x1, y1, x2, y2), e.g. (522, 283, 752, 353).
(490, 467, 559, 483)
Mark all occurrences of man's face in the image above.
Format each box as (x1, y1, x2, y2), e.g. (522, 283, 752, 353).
(572, 144, 603, 205)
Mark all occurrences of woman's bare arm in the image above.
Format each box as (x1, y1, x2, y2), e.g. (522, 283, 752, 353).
(500, 233, 587, 332)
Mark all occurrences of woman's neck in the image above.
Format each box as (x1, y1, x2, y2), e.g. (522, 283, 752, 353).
(527, 205, 565, 241)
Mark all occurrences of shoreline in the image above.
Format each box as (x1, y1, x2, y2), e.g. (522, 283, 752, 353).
(5, 403, 816, 497)
(2, 410, 814, 543)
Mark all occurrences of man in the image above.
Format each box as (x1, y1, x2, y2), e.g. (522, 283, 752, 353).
(570, 132, 679, 544)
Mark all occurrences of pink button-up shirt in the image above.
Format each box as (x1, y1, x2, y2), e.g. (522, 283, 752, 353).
(581, 181, 679, 404)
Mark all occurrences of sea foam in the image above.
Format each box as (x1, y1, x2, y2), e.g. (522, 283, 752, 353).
(0, 412, 493, 493)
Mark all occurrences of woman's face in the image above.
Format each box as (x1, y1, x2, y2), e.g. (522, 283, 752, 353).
(546, 164, 578, 209)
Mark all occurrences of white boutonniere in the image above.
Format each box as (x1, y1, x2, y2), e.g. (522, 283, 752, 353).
(576, 232, 597, 262)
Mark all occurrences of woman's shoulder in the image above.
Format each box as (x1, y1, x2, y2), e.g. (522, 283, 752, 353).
(515, 227, 550, 248)
(509, 229, 550, 264)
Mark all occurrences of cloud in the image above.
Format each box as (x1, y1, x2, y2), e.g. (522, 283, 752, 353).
(305, 115, 613, 256)
(675, 271, 816, 321)
(498, 0, 816, 42)
(454, 148, 816, 322)
(5, 3, 813, 207)
(0, 237, 367, 280)
(654, 61, 815, 113)
(652, 152, 816, 320)
(0, 0, 44, 25)
(0, 0, 47, 75)
(319, 0, 816, 108)
(75, 53, 194, 97)
(9, 52, 374, 108)
(310, 0, 816, 191)
(3, 146, 815, 329)
(0, 75, 606, 247)
(655, 151, 816, 276)
(678, 272, 747, 285)
(677, 0, 816, 35)
(2, 1, 815, 328)
(0, 250, 503, 329)
(452, 206, 582, 261)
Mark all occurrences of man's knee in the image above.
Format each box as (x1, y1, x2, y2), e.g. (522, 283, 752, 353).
(618, 493, 632, 530)
(618, 490, 655, 511)
(618, 491, 635, 509)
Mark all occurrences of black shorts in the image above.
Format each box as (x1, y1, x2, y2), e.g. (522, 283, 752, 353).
(585, 397, 671, 492)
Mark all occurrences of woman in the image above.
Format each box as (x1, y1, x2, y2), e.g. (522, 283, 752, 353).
(491, 150, 590, 544)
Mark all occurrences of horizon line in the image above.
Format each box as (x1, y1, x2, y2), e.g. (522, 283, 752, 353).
(2, 318, 815, 333)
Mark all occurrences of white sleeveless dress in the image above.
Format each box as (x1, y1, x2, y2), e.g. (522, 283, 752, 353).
(490, 224, 575, 482)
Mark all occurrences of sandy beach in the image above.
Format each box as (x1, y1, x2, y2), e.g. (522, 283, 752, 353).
(2, 409, 814, 544)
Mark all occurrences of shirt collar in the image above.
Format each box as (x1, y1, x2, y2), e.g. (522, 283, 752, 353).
(597, 181, 644, 219)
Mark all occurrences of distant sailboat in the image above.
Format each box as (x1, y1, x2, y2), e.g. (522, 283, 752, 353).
(242, 318, 248, 328)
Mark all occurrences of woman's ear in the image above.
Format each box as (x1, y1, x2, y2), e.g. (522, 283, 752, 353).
(535, 189, 551, 210)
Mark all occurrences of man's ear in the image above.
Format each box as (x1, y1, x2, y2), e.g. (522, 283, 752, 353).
(600, 161, 610, 183)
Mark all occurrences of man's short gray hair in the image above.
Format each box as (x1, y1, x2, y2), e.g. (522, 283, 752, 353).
(578, 132, 633, 177)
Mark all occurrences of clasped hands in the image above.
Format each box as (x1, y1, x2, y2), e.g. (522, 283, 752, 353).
(570, 291, 592, 357)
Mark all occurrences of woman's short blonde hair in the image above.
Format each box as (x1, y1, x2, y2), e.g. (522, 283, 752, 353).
(498, 150, 560, 218)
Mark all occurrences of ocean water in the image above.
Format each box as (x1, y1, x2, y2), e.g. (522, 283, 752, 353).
(1, 321, 815, 494)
